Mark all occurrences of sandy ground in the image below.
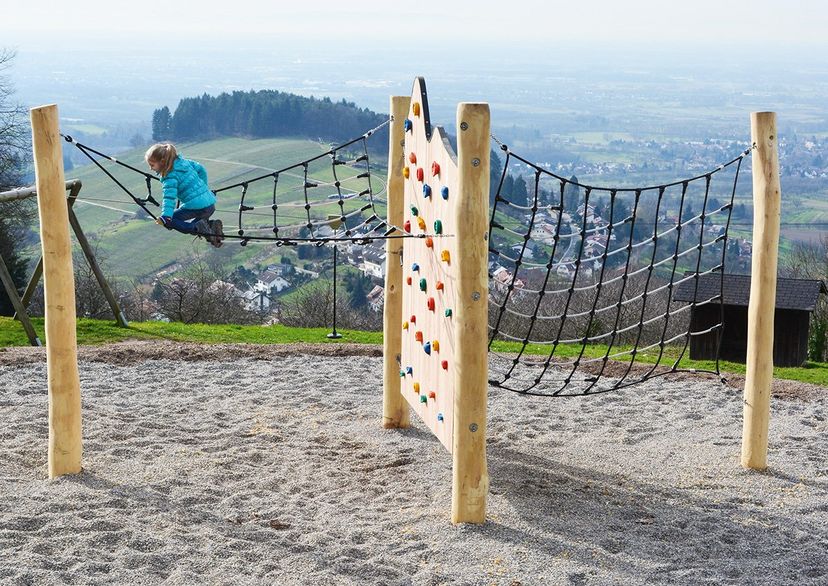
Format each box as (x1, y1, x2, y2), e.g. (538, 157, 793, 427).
(1, 343, 827, 585)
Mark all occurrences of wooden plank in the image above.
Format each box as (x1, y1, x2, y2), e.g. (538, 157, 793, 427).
(400, 78, 460, 452)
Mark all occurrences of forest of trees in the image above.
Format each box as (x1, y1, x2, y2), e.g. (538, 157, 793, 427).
(152, 90, 389, 146)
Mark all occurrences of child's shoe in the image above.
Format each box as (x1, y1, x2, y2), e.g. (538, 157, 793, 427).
(210, 219, 224, 248)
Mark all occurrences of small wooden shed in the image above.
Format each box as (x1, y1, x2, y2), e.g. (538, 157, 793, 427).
(673, 273, 826, 367)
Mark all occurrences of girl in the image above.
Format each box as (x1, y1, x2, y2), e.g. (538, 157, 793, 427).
(145, 143, 223, 247)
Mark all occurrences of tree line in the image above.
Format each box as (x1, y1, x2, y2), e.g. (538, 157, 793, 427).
(152, 90, 389, 147)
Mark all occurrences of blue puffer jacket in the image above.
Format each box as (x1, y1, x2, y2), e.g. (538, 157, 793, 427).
(160, 156, 216, 217)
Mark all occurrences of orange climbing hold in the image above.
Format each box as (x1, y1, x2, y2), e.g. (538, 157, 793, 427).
(409, 152, 417, 164)
(436, 281, 444, 291)
(428, 391, 436, 399)
(425, 236, 434, 248)
(417, 217, 426, 231)
(441, 250, 451, 263)
(413, 102, 421, 116)
(415, 331, 423, 342)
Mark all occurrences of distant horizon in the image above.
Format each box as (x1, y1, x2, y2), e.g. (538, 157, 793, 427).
(5, 0, 827, 47)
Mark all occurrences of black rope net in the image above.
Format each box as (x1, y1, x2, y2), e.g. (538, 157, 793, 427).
(487, 139, 752, 396)
(61, 120, 414, 246)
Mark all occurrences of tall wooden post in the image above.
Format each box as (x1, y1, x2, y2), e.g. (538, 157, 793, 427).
(31, 104, 83, 478)
(383, 96, 412, 429)
(452, 103, 490, 523)
(742, 112, 781, 470)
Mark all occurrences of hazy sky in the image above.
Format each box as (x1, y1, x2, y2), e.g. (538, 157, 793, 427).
(5, 0, 828, 47)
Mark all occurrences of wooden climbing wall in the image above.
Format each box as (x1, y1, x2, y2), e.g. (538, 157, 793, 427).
(399, 78, 459, 452)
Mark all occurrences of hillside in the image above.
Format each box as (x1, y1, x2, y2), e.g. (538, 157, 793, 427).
(33, 137, 389, 281)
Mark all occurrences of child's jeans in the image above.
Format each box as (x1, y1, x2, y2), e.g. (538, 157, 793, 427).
(163, 205, 215, 234)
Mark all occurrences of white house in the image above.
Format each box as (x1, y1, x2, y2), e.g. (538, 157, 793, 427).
(367, 285, 384, 312)
(257, 270, 291, 294)
(360, 247, 386, 280)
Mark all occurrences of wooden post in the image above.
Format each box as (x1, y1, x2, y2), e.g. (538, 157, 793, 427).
(742, 112, 781, 470)
(452, 103, 490, 523)
(31, 104, 83, 478)
(383, 96, 411, 429)
(0, 254, 41, 345)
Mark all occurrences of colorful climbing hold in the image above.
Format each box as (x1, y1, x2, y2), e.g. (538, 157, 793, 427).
(445, 308, 452, 317)
(423, 184, 432, 198)
(436, 281, 444, 291)
(432, 340, 440, 352)
(410, 205, 419, 216)
(431, 161, 440, 176)
(404, 118, 412, 132)
(405, 366, 413, 375)
(441, 250, 451, 263)
(419, 394, 427, 403)
(413, 382, 420, 393)
(402, 321, 409, 330)
(409, 152, 417, 164)
(428, 391, 436, 399)
(415, 331, 423, 342)
(399, 370, 405, 377)
(413, 102, 421, 116)
(433, 219, 442, 234)
(419, 278, 427, 292)
(406, 276, 412, 285)
(404, 220, 411, 233)
(437, 413, 444, 422)
(425, 237, 434, 248)
(416, 167, 424, 182)
(423, 341, 431, 355)
(417, 217, 426, 231)
(412, 262, 420, 272)
(440, 186, 449, 200)
(441, 360, 448, 370)
(427, 297, 435, 311)
(403, 166, 410, 178)
(410, 315, 416, 324)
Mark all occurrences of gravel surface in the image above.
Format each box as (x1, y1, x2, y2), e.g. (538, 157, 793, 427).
(1, 343, 826, 585)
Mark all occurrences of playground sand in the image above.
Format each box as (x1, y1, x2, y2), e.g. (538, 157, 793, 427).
(1, 344, 827, 585)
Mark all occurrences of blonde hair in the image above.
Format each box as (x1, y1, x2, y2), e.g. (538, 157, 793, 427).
(144, 143, 178, 176)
